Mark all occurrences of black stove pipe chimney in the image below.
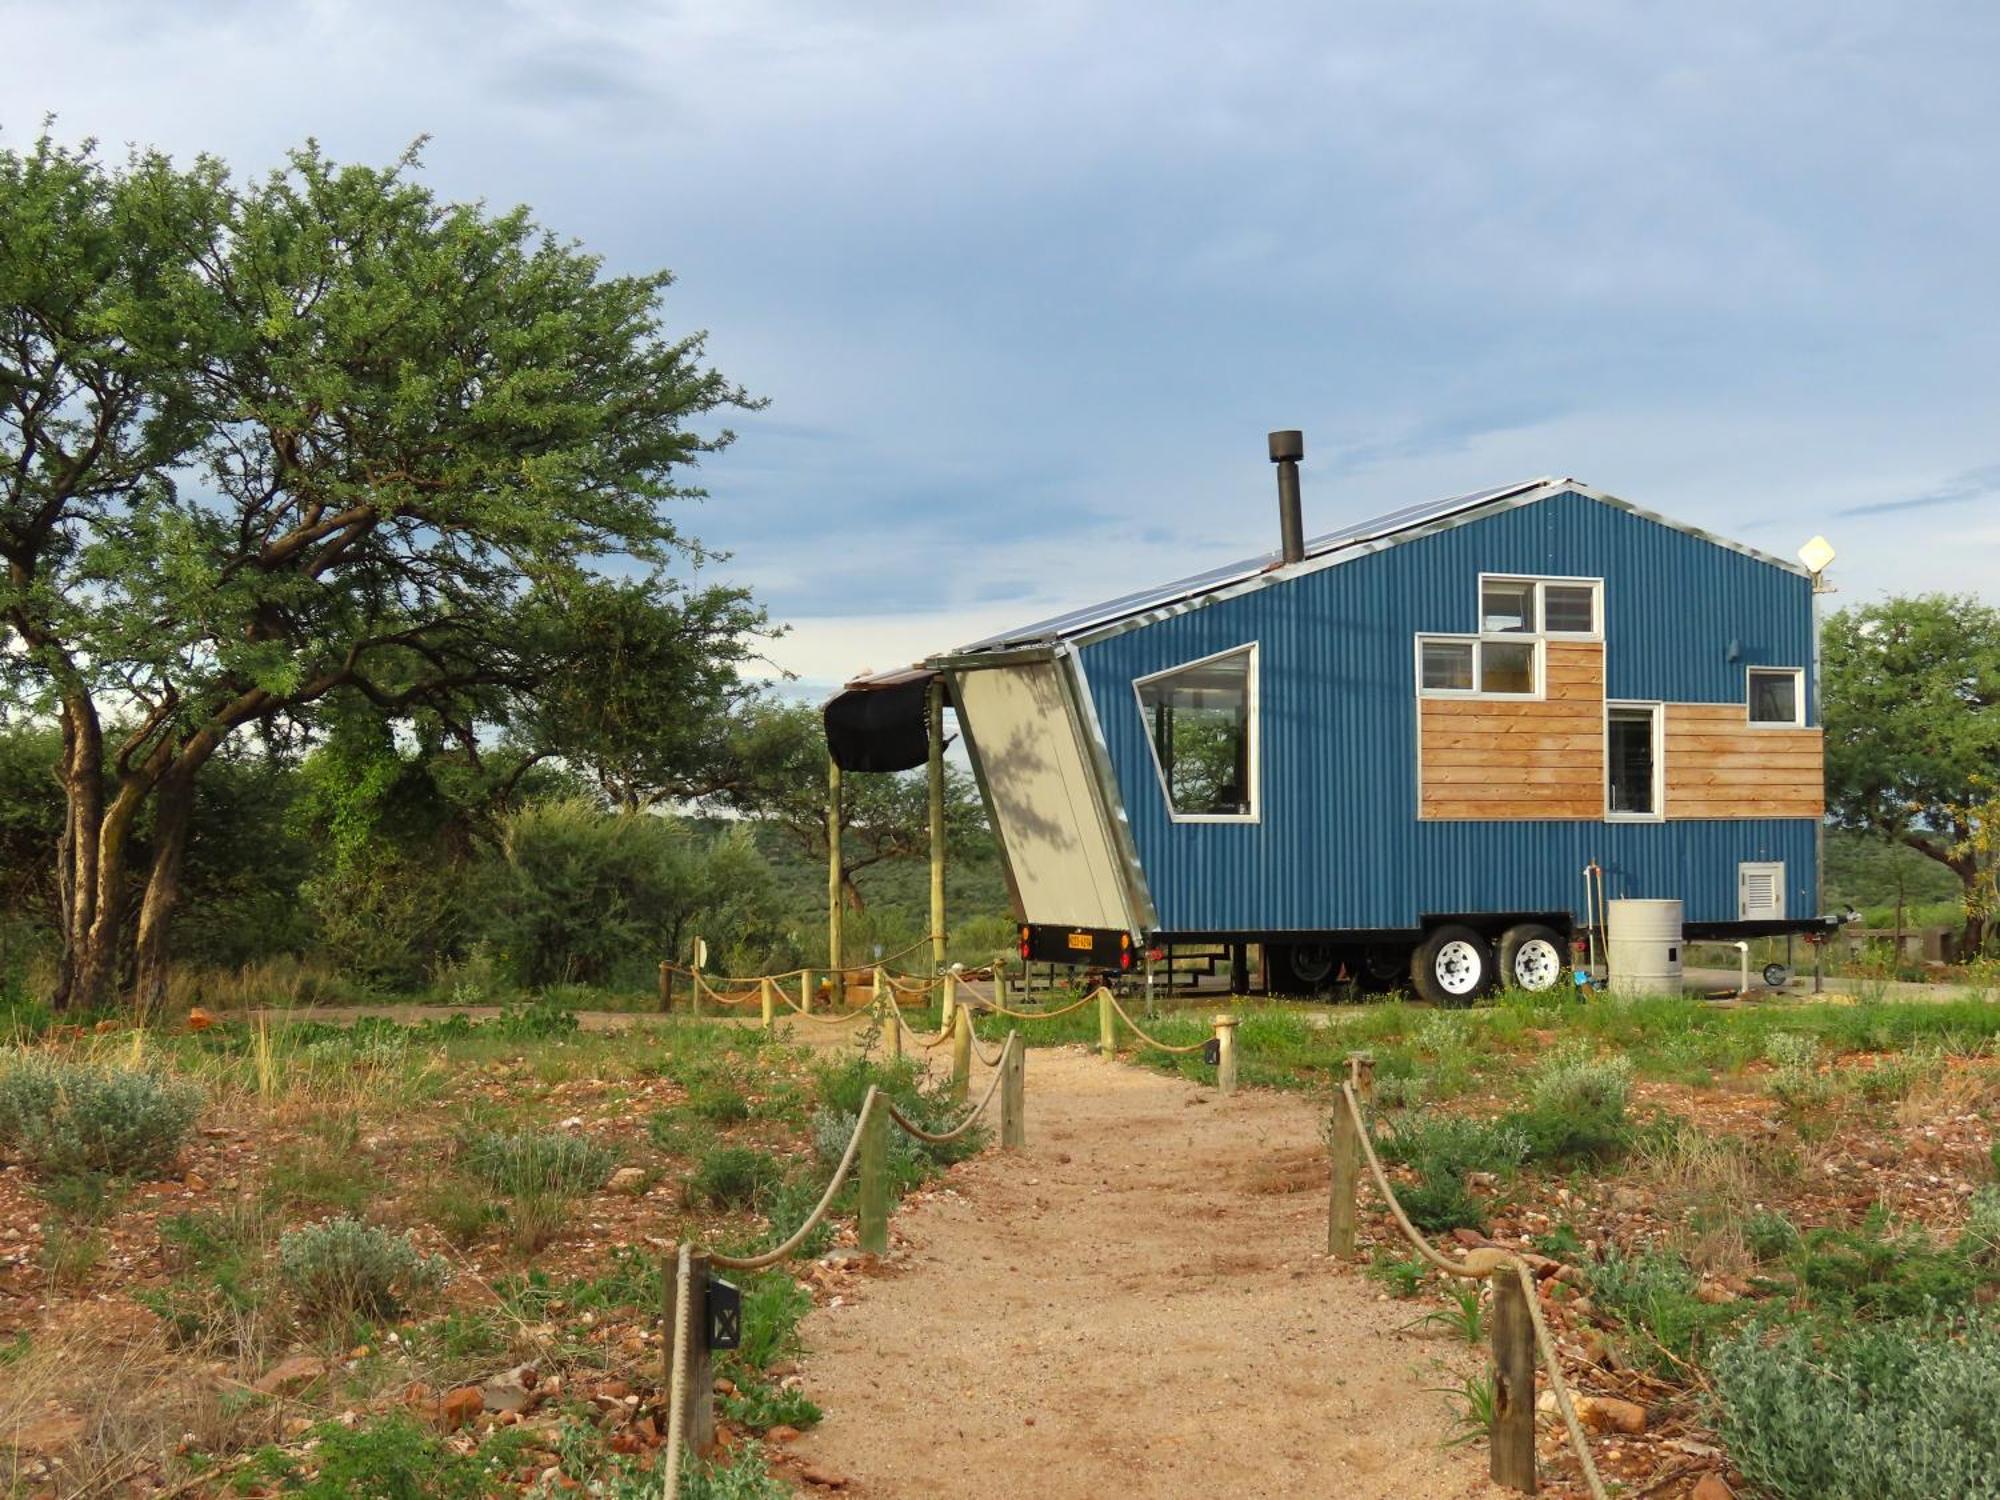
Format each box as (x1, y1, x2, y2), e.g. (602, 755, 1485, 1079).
(1268, 429, 1305, 564)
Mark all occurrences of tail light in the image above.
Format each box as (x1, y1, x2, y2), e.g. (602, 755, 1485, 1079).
(1019, 926, 1031, 960)
(1119, 933, 1133, 971)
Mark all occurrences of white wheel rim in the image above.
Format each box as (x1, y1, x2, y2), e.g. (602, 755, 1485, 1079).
(1513, 939, 1562, 992)
(1434, 940, 1484, 996)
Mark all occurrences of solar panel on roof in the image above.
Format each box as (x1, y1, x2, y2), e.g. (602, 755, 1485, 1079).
(953, 478, 1550, 653)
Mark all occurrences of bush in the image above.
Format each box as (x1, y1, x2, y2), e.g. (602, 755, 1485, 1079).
(688, 1080, 751, 1123)
(1375, 1112, 1527, 1235)
(691, 1145, 784, 1209)
(1766, 1031, 1836, 1112)
(460, 1130, 614, 1197)
(1712, 1321, 2000, 1500)
(278, 1217, 447, 1325)
(1589, 1246, 1735, 1373)
(1792, 1209, 1989, 1319)
(0, 1053, 202, 1177)
(1512, 1043, 1632, 1164)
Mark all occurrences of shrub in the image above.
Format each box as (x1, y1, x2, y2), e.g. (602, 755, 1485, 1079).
(690, 1145, 784, 1209)
(1766, 1031, 1836, 1112)
(491, 998, 581, 1042)
(1375, 1112, 1526, 1235)
(1512, 1043, 1632, 1164)
(688, 1080, 751, 1124)
(1745, 1209, 1803, 1262)
(278, 1217, 447, 1325)
(0, 1053, 201, 1178)
(1792, 1209, 1987, 1318)
(1712, 1321, 2000, 1500)
(1589, 1247, 1735, 1373)
(296, 1412, 533, 1499)
(679, 1442, 792, 1500)
(460, 1130, 614, 1197)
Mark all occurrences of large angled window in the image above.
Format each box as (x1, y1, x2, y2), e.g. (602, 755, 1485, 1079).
(1134, 645, 1258, 820)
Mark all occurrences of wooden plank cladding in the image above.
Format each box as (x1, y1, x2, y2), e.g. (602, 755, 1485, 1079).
(1664, 704, 1824, 820)
(1419, 642, 1604, 820)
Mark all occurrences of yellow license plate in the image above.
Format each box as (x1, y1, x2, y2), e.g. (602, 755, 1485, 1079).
(1066, 932, 1094, 952)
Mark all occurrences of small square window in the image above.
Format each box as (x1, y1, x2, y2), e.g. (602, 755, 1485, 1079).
(1748, 669, 1802, 726)
(1480, 640, 1537, 695)
(1543, 584, 1597, 634)
(1480, 580, 1536, 634)
(1421, 640, 1475, 691)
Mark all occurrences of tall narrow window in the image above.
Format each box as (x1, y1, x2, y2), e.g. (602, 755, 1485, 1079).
(1748, 668, 1803, 726)
(1135, 646, 1257, 820)
(1606, 705, 1661, 818)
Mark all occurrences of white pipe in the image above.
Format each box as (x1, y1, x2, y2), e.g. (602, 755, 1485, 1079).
(1735, 940, 1750, 996)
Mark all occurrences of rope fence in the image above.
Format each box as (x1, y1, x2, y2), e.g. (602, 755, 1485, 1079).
(661, 1033, 1023, 1500)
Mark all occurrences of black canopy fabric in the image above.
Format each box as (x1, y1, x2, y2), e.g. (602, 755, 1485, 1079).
(823, 677, 934, 772)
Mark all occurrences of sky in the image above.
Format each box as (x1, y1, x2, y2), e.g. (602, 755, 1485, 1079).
(6, 0, 1997, 696)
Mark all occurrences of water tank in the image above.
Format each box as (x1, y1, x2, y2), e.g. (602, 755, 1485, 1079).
(1606, 899, 1684, 995)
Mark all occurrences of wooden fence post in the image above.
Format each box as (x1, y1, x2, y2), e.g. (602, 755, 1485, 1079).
(670, 1249, 716, 1457)
(1000, 1033, 1025, 1148)
(1213, 1014, 1239, 1096)
(1098, 988, 1116, 1060)
(800, 969, 813, 1014)
(951, 1005, 971, 1104)
(759, 977, 775, 1030)
(993, 957, 1008, 1009)
(658, 960, 671, 1014)
(941, 969, 958, 1032)
(1350, 1050, 1376, 1108)
(1490, 1268, 1537, 1493)
(1328, 1086, 1359, 1261)
(879, 968, 901, 1059)
(858, 1095, 889, 1256)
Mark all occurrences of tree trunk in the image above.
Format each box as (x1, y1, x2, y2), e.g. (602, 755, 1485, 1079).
(132, 765, 200, 1018)
(841, 873, 866, 913)
(51, 700, 108, 1012)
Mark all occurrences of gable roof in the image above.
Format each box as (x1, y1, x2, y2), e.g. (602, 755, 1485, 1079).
(933, 477, 1808, 665)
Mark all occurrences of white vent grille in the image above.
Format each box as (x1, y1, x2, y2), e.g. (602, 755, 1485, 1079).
(1738, 861, 1786, 921)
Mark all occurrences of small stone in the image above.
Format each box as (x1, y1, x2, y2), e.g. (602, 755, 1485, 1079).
(441, 1386, 483, 1430)
(186, 1007, 216, 1031)
(252, 1355, 326, 1397)
(181, 1171, 208, 1193)
(481, 1365, 541, 1416)
(1692, 1476, 1734, 1500)
(595, 1379, 632, 1401)
(1574, 1395, 1647, 1434)
(765, 1424, 802, 1443)
(797, 1463, 850, 1488)
(606, 1167, 649, 1196)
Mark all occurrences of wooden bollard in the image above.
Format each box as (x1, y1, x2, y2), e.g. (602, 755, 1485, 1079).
(669, 1249, 716, 1456)
(800, 968, 814, 1013)
(1490, 1268, 1537, 1492)
(879, 968, 901, 1059)
(951, 1005, 971, 1104)
(1328, 1086, 1359, 1260)
(1213, 1014, 1239, 1096)
(1000, 1033, 1025, 1148)
(941, 969, 958, 1032)
(858, 1094, 889, 1255)
(993, 958, 1008, 1008)
(1349, 1050, 1376, 1107)
(658, 960, 672, 1014)
(1098, 988, 1116, 1060)
(759, 977, 775, 1030)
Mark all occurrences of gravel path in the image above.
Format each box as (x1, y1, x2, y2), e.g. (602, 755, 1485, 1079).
(785, 1044, 1507, 1500)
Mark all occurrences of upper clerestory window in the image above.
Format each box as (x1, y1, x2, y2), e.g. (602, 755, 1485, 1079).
(1480, 576, 1601, 638)
(1133, 645, 1258, 821)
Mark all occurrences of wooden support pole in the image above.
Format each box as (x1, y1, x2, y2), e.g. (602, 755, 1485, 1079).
(671, 1249, 716, 1457)
(658, 960, 672, 1014)
(800, 969, 813, 1014)
(1213, 1014, 1239, 1096)
(689, 942, 704, 1018)
(857, 1096, 889, 1255)
(993, 956, 1008, 1008)
(927, 679, 947, 975)
(1000, 1032, 1025, 1148)
(1098, 987, 1116, 1060)
(1328, 1087, 1359, 1261)
(827, 756, 845, 1006)
(759, 977, 775, 1030)
(880, 967, 901, 1058)
(1490, 1269, 1538, 1493)
(1349, 1050, 1376, 1108)
(1229, 943, 1249, 996)
(951, 1004, 971, 1104)
(941, 969, 958, 1032)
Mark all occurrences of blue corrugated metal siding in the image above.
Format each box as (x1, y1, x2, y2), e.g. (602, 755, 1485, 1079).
(1076, 490, 1819, 932)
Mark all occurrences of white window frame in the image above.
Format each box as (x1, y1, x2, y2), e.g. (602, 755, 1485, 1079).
(1604, 700, 1665, 823)
(1477, 573, 1604, 640)
(1131, 642, 1260, 825)
(1414, 633, 1545, 700)
(1745, 666, 1806, 728)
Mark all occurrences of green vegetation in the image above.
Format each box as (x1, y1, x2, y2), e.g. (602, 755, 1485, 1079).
(0, 1053, 202, 1177)
(276, 1217, 448, 1327)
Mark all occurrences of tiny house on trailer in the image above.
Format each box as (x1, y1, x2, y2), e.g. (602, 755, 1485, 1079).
(825, 435, 1833, 1005)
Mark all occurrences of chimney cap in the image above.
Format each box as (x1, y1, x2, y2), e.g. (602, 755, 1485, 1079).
(1267, 429, 1304, 463)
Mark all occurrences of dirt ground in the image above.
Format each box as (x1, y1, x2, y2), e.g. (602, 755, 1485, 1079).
(784, 1044, 1506, 1500)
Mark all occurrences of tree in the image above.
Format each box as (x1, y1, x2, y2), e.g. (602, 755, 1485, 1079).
(710, 700, 986, 913)
(1, 136, 759, 1011)
(1823, 593, 2000, 954)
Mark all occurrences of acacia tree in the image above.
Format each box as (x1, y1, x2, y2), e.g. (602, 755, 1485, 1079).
(1, 136, 758, 1011)
(1823, 593, 2000, 954)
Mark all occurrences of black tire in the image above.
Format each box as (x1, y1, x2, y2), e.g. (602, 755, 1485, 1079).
(1353, 945, 1410, 995)
(1268, 941, 1338, 997)
(1762, 962, 1791, 988)
(1498, 923, 1568, 994)
(1411, 924, 1494, 1008)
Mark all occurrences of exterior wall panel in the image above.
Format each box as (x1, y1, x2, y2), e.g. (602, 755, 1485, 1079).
(1074, 490, 1821, 933)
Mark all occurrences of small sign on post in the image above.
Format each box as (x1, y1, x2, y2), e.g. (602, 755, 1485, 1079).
(705, 1275, 742, 1351)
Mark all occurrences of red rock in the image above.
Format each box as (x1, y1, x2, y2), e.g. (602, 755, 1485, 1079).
(765, 1424, 802, 1443)
(595, 1379, 631, 1400)
(1573, 1395, 1647, 1434)
(797, 1463, 850, 1489)
(252, 1355, 326, 1396)
(187, 1007, 215, 1031)
(1692, 1476, 1734, 1500)
(441, 1386, 483, 1430)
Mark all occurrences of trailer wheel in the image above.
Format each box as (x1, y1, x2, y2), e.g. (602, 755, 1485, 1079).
(1353, 946, 1408, 995)
(1270, 942, 1338, 995)
(1412, 924, 1493, 1007)
(1498, 924, 1567, 994)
